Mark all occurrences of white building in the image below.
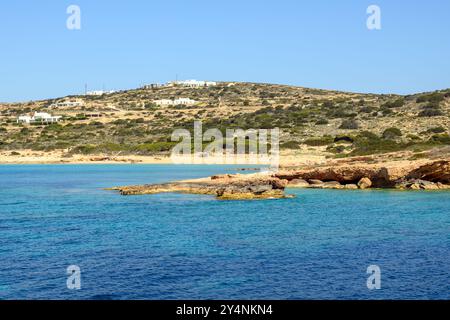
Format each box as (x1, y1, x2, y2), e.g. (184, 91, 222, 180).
(86, 90, 116, 96)
(50, 100, 84, 108)
(17, 112, 62, 124)
(174, 98, 197, 105)
(153, 99, 175, 106)
(167, 80, 217, 88)
(142, 83, 164, 89)
(153, 98, 197, 106)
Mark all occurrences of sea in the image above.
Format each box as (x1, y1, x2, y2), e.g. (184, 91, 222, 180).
(0, 164, 449, 300)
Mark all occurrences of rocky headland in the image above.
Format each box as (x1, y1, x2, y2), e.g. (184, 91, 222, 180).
(109, 159, 450, 200)
(109, 174, 290, 200)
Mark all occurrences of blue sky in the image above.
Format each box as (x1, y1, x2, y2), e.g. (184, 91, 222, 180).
(0, 0, 449, 102)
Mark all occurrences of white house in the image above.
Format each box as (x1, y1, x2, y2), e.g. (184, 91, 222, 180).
(86, 90, 116, 96)
(153, 98, 197, 106)
(142, 83, 164, 89)
(167, 80, 217, 88)
(174, 98, 197, 105)
(50, 100, 84, 108)
(17, 112, 62, 124)
(153, 99, 175, 106)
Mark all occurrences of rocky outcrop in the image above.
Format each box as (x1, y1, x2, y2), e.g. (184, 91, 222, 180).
(405, 161, 450, 184)
(109, 175, 291, 200)
(275, 160, 450, 190)
(288, 179, 310, 188)
(395, 179, 450, 190)
(109, 160, 450, 199)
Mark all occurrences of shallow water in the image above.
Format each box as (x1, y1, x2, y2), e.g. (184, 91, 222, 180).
(0, 164, 449, 300)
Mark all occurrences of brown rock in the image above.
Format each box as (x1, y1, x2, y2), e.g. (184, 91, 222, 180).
(288, 179, 310, 188)
(358, 177, 372, 189)
(406, 160, 450, 183)
(322, 181, 343, 189)
(345, 184, 358, 189)
(437, 182, 450, 189)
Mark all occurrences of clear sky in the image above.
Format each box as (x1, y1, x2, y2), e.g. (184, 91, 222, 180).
(1, 0, 449, 102)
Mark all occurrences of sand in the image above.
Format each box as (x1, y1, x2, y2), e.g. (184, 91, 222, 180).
(0, 147, 329, 166)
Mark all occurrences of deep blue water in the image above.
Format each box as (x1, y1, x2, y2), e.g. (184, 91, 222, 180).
(0, 164, 449, 300)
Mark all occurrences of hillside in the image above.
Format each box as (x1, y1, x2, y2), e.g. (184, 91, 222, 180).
(0, 81, 450, 163)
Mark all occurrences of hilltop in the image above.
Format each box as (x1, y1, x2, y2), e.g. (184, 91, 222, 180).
(0, 81, 449, 164)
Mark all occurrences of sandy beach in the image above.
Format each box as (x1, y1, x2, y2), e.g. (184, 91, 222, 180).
(0, 148, 329, 166)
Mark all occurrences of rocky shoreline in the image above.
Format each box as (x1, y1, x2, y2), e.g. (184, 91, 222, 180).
(108, 160, 450, 200)
(277, 160, 450, 191)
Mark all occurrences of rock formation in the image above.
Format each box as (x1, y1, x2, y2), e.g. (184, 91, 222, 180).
(109, 160, 450, 200)
(277, 160, 450, 190)
(109, 175, 290, 200)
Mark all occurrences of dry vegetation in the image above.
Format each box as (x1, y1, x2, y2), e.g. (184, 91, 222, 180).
(0, 82, 449, 160)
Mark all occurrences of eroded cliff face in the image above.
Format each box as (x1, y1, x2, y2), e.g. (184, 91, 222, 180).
(276, 160, 450, 190)
(405, 160, 450, 183)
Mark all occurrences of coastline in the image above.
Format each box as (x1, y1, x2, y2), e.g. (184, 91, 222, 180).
(0, 151, 173, 165)
(0, 149, 327, 165)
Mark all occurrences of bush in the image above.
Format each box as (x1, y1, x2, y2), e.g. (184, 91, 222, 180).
(360, 106, 375, 113)
(418, 109, 443, 117)
(427, 127, 446, 134)
(303, 136, 334, 146)
(350, 131, 405, 156)
(382, 127, 402, 139)
(280, 141, 301, 149)
(322, 101, 334, 108)
(416, 92, 445, 104)
(430, 134, 450, 144)
(134, 142, 177, 154)
(334, 135, 354, 143)
(382, 98, 405, 108)
(339, 119, 359, 130)
(315, 119, 329, 125)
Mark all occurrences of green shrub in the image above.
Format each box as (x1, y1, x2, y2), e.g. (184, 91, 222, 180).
(430, 134, 450, 144)
(427, 127, 446, 134)
(303, 136, 334, 146)
(134, 142, 177, 153)
(339, 119, 359, 130)
(418, 109, 443, 117)
(382, 98, 405, 108)
(350, 131, 405, 156)
(280, 141, 301, 149)
(416, 92, 445, 103)
(315, 119, 329, 125)
(382, 127, 402, 139)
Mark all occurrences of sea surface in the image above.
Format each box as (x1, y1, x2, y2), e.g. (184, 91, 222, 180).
(0, 164, 449, 300)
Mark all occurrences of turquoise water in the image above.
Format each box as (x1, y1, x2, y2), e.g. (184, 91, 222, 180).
(0, 164, 449, 300)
